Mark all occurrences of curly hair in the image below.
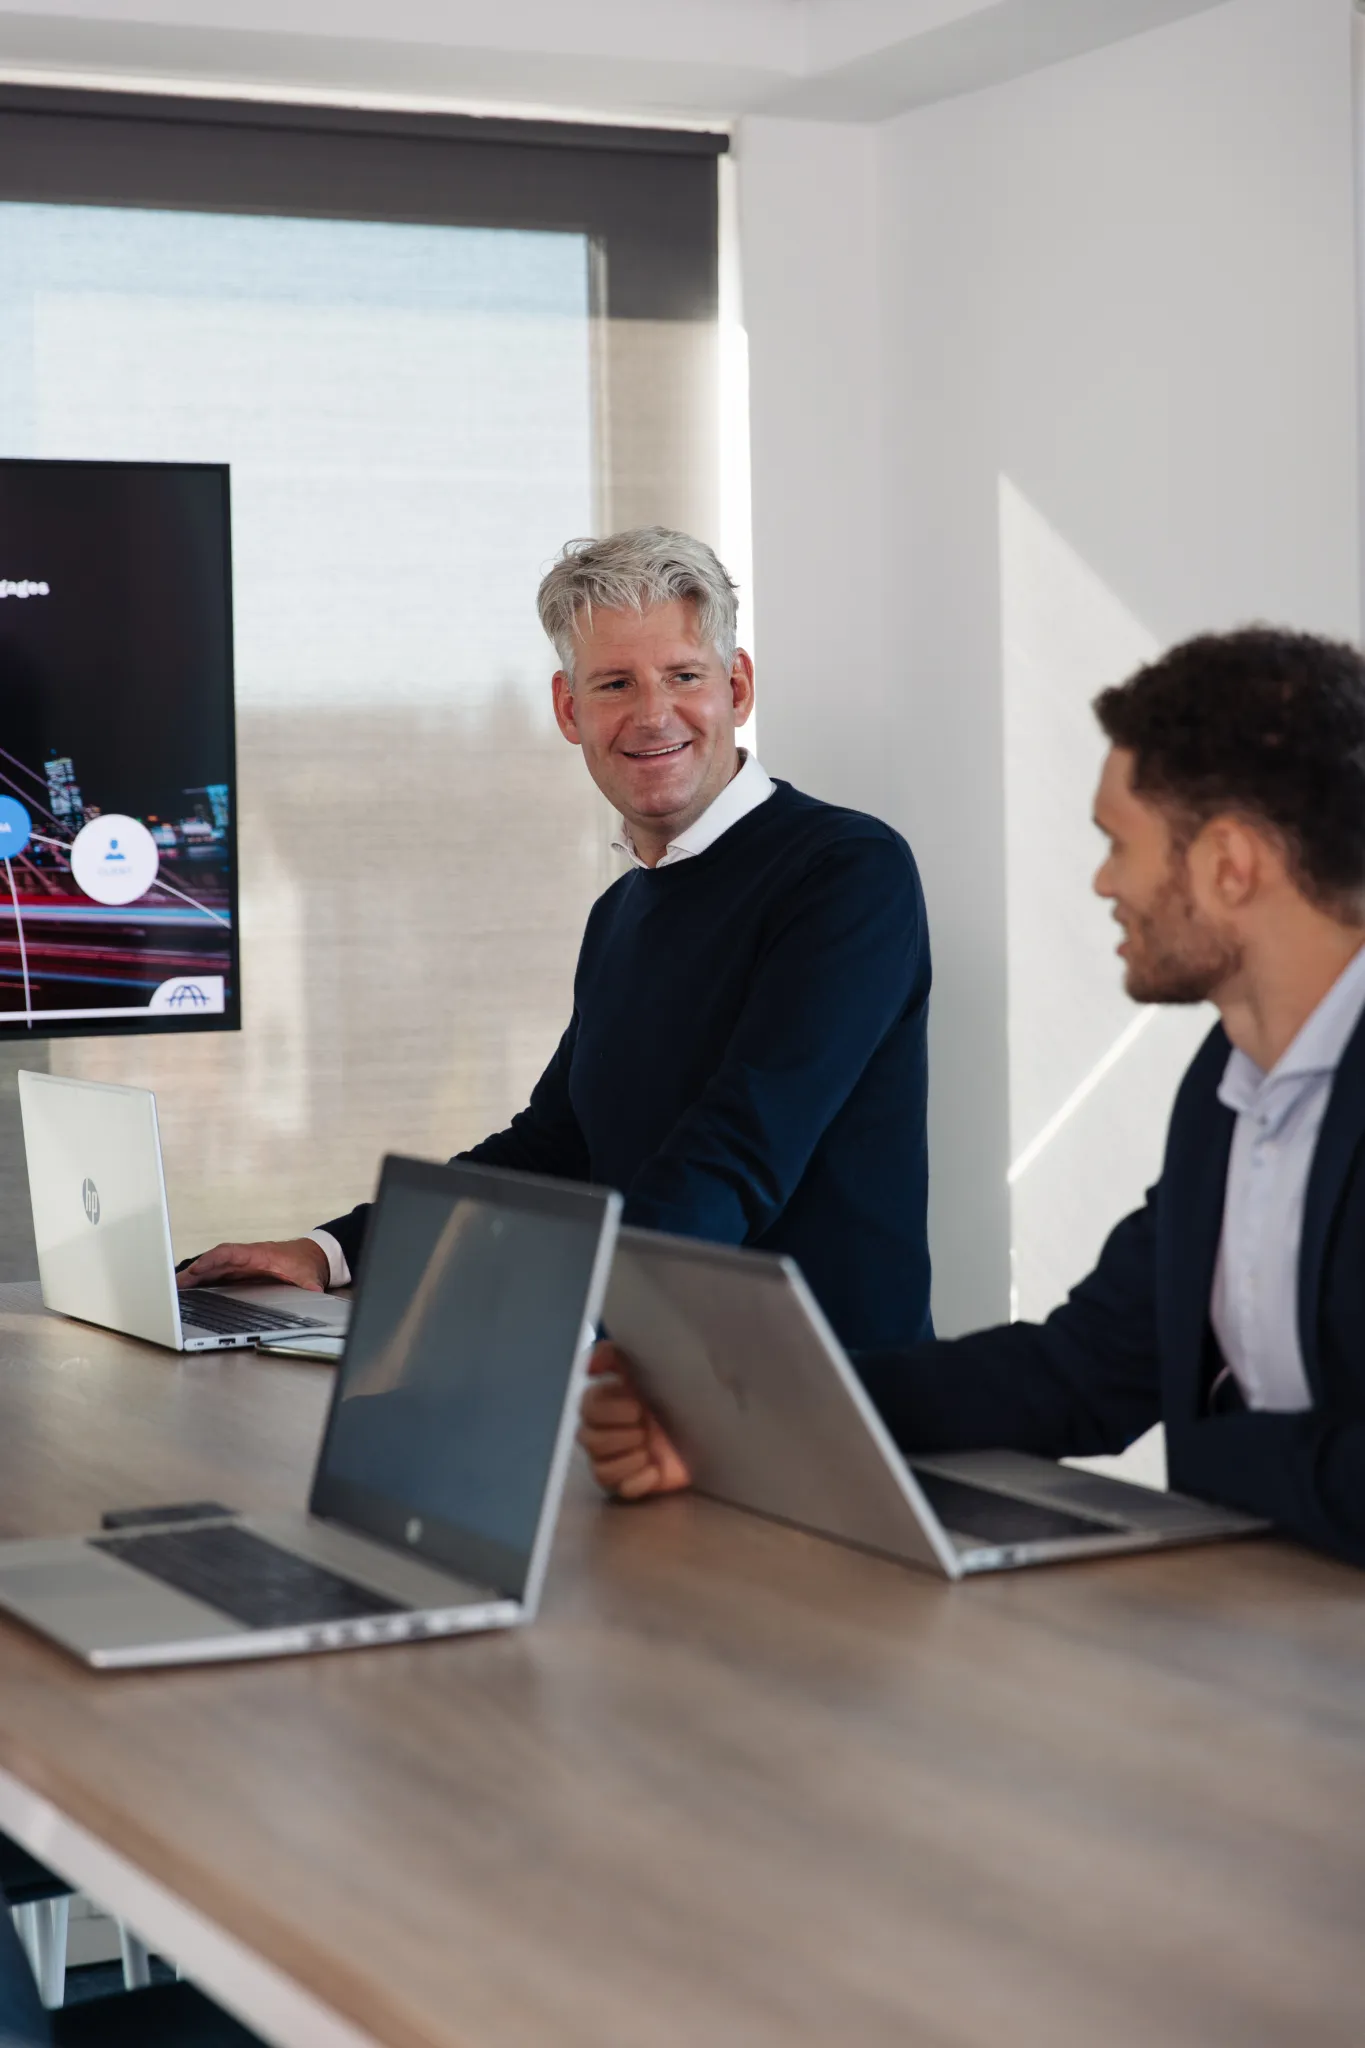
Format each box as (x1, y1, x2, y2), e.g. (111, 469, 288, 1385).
(1093, 625, 1365, 913)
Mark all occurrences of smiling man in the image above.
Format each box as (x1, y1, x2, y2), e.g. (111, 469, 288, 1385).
(183, 529, 934, 1350)
(582, 625, 1365, 1567)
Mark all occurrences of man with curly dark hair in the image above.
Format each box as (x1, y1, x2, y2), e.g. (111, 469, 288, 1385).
(582, 625, 1365, 1567)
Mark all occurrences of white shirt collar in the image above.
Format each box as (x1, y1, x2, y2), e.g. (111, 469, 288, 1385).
(611, 751, 775, 871)
(1218, 939, 1365, 1119)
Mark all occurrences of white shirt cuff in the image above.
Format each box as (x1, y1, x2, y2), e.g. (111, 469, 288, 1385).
(305, 1229, 351, 1290)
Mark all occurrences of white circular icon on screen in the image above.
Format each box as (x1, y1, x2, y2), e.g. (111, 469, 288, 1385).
(70, 815, 160, 907)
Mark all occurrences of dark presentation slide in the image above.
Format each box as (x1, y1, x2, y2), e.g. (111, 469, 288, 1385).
(0, 461, 239, 1039)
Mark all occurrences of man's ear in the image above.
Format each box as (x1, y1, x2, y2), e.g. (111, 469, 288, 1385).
(1196, 815, 1263, 911)
(551, 670, 582, 747)
(730, 649, 756, 729)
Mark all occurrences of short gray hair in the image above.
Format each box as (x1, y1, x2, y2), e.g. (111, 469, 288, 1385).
(537, 527, 739, 679)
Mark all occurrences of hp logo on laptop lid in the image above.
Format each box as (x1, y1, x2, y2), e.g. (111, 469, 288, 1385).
(82, 1178, 100, 1225)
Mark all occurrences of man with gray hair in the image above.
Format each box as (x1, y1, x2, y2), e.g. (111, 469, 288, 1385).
(182, 529, 934, 1352)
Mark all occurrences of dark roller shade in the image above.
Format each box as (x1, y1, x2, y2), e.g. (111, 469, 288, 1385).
(0, 84, 725, 322)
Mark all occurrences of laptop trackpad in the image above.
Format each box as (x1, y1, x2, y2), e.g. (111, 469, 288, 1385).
(0, 1559, 125, 1603)
(0, 1545, 244, 1647)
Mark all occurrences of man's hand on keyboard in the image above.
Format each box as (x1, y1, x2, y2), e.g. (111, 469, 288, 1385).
(178, 1238, 329, 1292)
(577, 1341, 691, 1501)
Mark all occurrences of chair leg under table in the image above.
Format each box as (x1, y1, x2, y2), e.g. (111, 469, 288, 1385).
(116, 1925, 152, 1990)
(11, 1894, 70, 2007)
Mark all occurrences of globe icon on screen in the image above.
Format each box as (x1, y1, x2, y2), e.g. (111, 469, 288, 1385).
(167, 983, 209, 1009)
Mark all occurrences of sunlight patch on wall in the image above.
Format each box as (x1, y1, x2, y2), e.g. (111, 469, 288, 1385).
(999, 475, 1213, 1325)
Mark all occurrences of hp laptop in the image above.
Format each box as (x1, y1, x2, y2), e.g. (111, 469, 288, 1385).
(0, 1154, 621, 1667)
(603, 1231, 1266, 1577)
(18, 1070, 349, 1351)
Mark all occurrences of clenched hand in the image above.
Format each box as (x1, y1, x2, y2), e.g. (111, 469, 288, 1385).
(577, 1341, 691, 1500)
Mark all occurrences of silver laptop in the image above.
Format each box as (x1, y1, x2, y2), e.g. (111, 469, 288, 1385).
(603, 1231, 1266, 1577)
(0, 1154, 621, 1668)
(18, 1069, 350, 1351)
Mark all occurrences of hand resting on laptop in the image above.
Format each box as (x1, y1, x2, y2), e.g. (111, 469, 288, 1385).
(176, 1237, 329, 1293)
(577, 1342, 691, 1500)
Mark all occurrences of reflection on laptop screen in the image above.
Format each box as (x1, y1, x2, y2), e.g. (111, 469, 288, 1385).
(311, 1166, 605, 1598)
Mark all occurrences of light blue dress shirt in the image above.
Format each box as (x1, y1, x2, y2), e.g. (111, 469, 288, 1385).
(1210, 941, 1365, 1412)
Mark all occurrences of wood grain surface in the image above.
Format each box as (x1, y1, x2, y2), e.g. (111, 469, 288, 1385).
(0, 1282, 1363, 2048)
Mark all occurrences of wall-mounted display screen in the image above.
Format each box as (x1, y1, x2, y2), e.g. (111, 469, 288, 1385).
(0, 460, 239, 1038)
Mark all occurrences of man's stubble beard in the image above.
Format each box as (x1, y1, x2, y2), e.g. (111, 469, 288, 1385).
(1122, 859, 1243, 1006)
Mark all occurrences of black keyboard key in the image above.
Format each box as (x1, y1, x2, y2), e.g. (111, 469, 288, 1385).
(910, 1469, 1114, 1547)
(180, 1292, 326, 1337)
(93, 1524, 406, 1630)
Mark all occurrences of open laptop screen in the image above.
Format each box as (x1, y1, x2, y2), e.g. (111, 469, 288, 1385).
(310, 1155, 617, 1601)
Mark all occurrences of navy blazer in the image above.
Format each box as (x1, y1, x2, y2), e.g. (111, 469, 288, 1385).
(856, 1007, 1365, 1567)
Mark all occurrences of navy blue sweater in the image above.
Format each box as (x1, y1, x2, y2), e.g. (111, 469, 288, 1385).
(324, 781, 933, 1350)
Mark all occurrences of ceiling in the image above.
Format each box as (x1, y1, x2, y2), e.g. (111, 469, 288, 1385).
(0, 0, 1236, 124)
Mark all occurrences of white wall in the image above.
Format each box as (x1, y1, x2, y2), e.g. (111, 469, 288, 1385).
(740, 0, 1362, 1340)
(738, 119, 890, 817)
(739, 103, 1014, 1338)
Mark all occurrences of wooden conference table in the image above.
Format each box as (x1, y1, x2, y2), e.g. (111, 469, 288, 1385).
(0, 1283, 1362, 2048)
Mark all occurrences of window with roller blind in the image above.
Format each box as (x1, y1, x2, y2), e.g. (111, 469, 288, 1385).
(0, 86, 725, 1271)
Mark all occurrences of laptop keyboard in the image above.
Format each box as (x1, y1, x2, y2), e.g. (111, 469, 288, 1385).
(92, 1523, 406, 1630)
(179, 1292, 327, 1338)
(910, 1469, 1116, 1547)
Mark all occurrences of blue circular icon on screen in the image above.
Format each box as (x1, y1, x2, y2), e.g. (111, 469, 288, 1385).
(0, 796, 31, 862)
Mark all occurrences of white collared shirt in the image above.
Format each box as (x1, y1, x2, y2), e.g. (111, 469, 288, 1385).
(309, 751, 777, 1289)
(1210, 941, 1365, 1412)
(611, 750, 775, 870)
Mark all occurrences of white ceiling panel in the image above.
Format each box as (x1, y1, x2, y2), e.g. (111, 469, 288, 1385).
(0, 0, 1238, 122)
